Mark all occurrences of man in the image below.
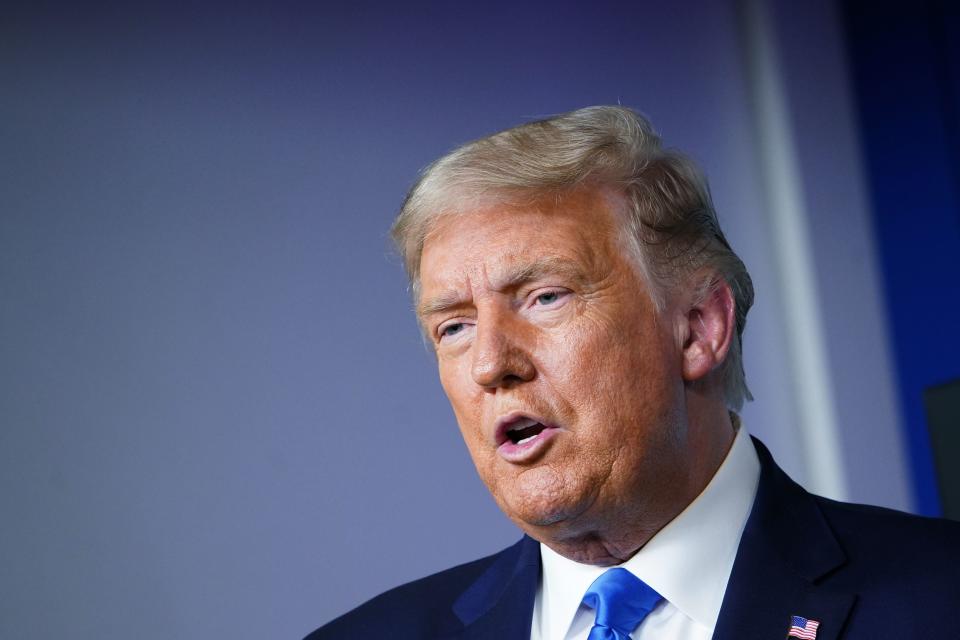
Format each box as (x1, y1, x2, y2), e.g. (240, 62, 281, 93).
(308, 107, 959, 639)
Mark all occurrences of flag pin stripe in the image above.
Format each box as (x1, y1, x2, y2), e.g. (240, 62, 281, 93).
(787, 615, 820, 639)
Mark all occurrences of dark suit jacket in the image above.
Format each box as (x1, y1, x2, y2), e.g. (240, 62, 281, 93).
(308, 439, 960, 639)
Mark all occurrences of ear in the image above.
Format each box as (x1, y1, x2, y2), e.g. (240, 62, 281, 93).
(680, 278, 736, 383)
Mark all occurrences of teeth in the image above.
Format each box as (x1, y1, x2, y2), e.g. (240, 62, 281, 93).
(516, 434, 537, 445)
(507, 417, 537, 432)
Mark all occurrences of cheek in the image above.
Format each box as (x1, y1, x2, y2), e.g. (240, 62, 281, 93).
(544, 321, 637, 405)
(438, 360, 495, 465)
(438, 359, 476, 418)
(547, 315, 677, 441)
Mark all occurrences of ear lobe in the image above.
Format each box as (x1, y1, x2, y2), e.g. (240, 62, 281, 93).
(681, 279, 736, 383)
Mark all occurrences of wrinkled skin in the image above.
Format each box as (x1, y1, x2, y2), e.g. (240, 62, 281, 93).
(418, 188, 735, 565)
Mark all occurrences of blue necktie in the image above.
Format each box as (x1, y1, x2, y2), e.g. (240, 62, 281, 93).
(581, 568, 663, 640)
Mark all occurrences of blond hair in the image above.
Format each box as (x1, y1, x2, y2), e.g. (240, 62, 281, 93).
(392, 106, 754, 410)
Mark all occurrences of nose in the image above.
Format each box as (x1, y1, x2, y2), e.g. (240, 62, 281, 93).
(470, 311, 536, 389)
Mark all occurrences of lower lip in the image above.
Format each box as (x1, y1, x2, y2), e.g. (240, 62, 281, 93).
(497, 427, 560, 463)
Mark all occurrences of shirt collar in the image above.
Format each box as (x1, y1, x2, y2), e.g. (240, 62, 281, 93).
(537, 424, 760, 636)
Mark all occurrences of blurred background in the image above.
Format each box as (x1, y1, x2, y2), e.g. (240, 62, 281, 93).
(2, 1, 959, 637)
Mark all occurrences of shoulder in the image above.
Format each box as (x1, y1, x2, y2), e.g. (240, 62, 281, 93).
(810, 496, 960, 634)
(751, 436, 960, 592)
(816, 493, 960, 543)
(720, 439, 960, 636)
(814, 494, 960, 583)
(303, 540, 525, 639)
(753, 436, 960, 551)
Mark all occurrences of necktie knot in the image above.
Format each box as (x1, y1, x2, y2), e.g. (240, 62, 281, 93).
(582, 568, 663, 640)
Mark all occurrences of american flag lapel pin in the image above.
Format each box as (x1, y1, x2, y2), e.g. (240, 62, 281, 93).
(786, 615, 820, 639)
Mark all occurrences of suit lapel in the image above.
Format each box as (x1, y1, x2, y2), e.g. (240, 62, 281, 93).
(444, 535, 540, 640)
(712, 439, 856, 640)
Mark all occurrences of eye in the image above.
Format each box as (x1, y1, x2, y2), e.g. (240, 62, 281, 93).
(438, 322, 465, 340)
(534, 290, 567, 306)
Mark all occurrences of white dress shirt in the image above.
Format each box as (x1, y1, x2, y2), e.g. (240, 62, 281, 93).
(529, 425, 760, 640)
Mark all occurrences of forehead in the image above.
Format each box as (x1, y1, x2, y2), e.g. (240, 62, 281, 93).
(418, 189, 629, 301)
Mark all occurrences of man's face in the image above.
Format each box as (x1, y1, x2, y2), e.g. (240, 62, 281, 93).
(418, 189, 695, 551)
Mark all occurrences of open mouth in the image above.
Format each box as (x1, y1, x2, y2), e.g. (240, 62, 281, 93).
(505, 420, 547, 445)
(495, 412, 559, 462)
(496, 414, 554, 448)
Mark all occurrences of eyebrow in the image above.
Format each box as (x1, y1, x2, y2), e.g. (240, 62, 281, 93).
(417, 291, 467, 318)
(417, 255, 584, 318)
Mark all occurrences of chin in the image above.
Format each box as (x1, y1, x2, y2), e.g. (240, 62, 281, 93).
(488, 464, 598, 531)
(501, 487, 593, 531)
(517, 506, 574, 528)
